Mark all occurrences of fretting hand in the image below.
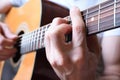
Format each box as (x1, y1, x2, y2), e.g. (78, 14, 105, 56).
(45, 7, 98, 80)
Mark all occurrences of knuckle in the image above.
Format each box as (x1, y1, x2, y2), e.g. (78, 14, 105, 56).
(60, 23, 69, 27)
(74, 24, 85, 33)
(48, 30, 59, 38)
(73, 55, 85, 64)
(51, 60, 57, 67)
(45, 30, 57, 40)
(52, 58, 66, 67)
(57, 58, 66, 67)
(45, 28, 60, 39)
(52, 17, 62, 24)
(53, 17, 61, 22)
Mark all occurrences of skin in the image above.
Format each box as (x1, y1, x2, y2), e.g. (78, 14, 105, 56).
(100, 36, 120, 80)
(0, 22, 17, 60)
(0, 0, 17, 61)
(0, 0, 119, 79)
(45, 6, 120, 80)
(0, 0, 12, 13)
(45, 7, 100, 80)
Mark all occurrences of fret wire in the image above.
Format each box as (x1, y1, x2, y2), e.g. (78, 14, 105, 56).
(36, 30, 39, 50)
(20, 3, 116, 43)
(86, 1, 117, 31)
(19, 0, 120, 42)
(116, 6, 120, 26)
(87, 13, 114, 34)
(116, 0, 120, 8)
(41, 27, 45, 48)
(86, 12, 99, 20)
(85, 0, 114, 19)
(100, 4, 114, 15)
(100, 0, 114, 9)
(39, 27, 42, 48)
(88, 20, 113, 34)
(37, 29, 40, 49)
(32, 31, 35, 51)
(86, 9, 88, 26)
(34, 30, 36, 50)
(19, 0, 120, 54)
(100, 9, 114, 20)
(116, 0, 120, 4)
(114, 0, 117, 27)
(87, 5, 99, 16)
(85, 1, 113, 18)
(98, 3, 101, 32)
(30, 32, 33, 51)
(38, 28, 41, 49)
(36, 29, 38, 50)
(30, 34, 32, 52)
(87, 3, 113, 25)
(20, 0, 120, 40)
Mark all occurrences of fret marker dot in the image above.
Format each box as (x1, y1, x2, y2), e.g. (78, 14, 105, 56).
(91, 17, 95, 21)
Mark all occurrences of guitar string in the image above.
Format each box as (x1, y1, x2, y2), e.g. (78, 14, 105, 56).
(19, 1, 120, 53)
(17, 4, 119, 51)
(20, 0, 120, 39)
(18, 4, 119, 43)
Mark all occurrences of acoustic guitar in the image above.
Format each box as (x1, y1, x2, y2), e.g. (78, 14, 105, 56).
(0, 0, 120, 80)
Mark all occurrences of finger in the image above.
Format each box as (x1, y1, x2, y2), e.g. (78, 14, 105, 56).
(45, 32, 51, 61)
(0, 56, 9, 61)
(49, 18, 72, 47)
(45, 17, 65, 54)
(0, 22, 18, 39)
(0, 48, 16, 61)
(0, 34, 16, 49)
(49, 51, 73, 75)
(0, 53, 14, 61)
(48, 17, 68, 33)
(45, 24, 71, 65)
(51, 17, 68, 27)
(45, 18, 72, 69)
(49, 24, 72, 49)
(70, 7, 86, 48)
(0, 48, 17, 56)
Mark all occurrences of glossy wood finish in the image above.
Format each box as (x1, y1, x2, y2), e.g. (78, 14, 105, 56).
(0, 0, 69, 80)
(32, 0, 69, 80)
(1, 0, 41, 79)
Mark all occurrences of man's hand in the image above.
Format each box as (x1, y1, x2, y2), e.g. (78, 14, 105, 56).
(0, 22, 18, 60)
(45, 7, 98, 80)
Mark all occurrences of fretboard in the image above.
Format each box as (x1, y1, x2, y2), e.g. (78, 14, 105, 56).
(19, 0, 120, 54)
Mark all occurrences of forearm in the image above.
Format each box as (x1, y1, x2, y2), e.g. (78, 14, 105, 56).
(0, 0, 12, 13)
(99, 67, 120, 80)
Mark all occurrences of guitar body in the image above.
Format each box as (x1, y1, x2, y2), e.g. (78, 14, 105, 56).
(1, 0, 41, 80)
(0, 0, 119, 79)
(0, 0, 69, 80)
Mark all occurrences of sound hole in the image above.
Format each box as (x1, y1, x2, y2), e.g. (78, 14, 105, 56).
(12, 31, 24, 63)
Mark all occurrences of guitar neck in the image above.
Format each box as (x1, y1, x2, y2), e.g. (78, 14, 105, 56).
(19, 0, 120, 54)
(83, 0, 120, 35)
